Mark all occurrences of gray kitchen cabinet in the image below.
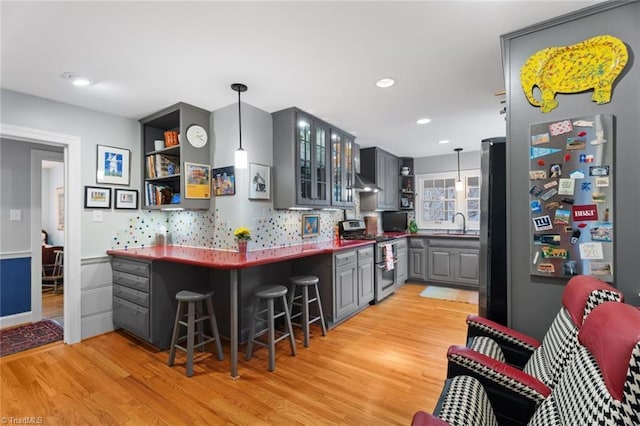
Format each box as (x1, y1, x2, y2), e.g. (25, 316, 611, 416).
(112, 257, 152, 342)
(140, 102, 211, 210)
(408, 237, 428, 281)
(359, 147, 399, 211)
(357, 246, 375, 307)
(334, 250, 358, 319)
(426, 239, 480, 288)
(330, 128, 356, 208)
(395, 237, 408, 287)
(272, 107, 331, 208)
(111, 256, 210, 349)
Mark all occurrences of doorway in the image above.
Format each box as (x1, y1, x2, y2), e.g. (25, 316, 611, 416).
(1, 123, 82, 344)
(41, 156, 64, 324)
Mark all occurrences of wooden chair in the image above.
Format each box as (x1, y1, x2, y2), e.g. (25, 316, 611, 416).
(42, 249, 64, 293)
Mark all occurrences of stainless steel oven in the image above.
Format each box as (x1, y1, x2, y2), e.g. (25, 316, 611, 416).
(338, 219, 398, 303)
(374, 239, 398, 303)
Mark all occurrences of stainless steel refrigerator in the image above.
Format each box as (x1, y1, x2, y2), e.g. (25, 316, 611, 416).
(479, 137, 508, 325)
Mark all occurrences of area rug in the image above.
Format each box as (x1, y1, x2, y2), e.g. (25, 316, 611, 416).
(419, 285, 479, 304)
(0, 320, 63, 357)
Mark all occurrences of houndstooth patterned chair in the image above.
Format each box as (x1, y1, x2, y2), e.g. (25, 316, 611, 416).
(447, 275, 623, 423)
(412, 301, 640, 426)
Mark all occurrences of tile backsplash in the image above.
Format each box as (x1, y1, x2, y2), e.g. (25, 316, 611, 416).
(112, 209, 345, 251)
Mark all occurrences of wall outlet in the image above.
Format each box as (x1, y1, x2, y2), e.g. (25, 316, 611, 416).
(9, 209, 21, 221)
(92, 210, 104, 222)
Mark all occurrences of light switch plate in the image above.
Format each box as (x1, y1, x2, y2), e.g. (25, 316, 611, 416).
(10, 209, 21, 221)
(92, 210, 104, 222)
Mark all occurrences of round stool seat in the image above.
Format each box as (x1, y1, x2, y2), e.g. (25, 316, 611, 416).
(176, 290, 213, 303)
(290, 275, 319, 286)
(255, 285, 288, 299)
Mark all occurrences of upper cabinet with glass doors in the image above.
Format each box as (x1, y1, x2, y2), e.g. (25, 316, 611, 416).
(331, 129, 355, 208)
(272, 107, 330, 208)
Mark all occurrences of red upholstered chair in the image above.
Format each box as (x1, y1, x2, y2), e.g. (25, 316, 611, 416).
(412, 301, 640, 426)
(446, 275, 623, 423)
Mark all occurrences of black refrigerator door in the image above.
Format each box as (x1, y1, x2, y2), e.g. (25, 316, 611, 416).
(479, 137, 508, 325)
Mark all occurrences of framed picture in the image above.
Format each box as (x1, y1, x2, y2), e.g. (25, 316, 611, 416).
(249, 163, 271, 200)
(115, 189, 138, 210)
(302, 214, 320, 238)
(184, 162, 211, 199)
(213, 166, 236, 196)
(96, 145, 130, 185)
(84, 186, 111, 209)
(55, 187, 64, 230)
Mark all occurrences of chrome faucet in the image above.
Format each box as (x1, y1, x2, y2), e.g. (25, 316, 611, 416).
(452, 212, 466, 234)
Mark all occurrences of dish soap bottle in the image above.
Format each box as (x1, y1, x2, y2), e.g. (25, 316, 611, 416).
(409, 220, 418, 234)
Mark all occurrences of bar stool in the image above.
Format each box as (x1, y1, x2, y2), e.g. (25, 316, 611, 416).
(245, 285, 296, 371)
(288, 275, 327, 347)
(168, 290, 224, 377)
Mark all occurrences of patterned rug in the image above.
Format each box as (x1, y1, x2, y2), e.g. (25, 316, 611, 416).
(0, 320, 63, 357)
(419, 285, 479, 304)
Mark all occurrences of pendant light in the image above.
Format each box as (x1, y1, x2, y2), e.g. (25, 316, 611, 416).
(454, 148, 464, 192)
(231, 83, 248, 169)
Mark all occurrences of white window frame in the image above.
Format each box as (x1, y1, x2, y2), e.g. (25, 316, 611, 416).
(415, 169, 481, 231)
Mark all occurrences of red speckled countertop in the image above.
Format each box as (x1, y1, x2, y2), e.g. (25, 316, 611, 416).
(107, 239, 375, 269)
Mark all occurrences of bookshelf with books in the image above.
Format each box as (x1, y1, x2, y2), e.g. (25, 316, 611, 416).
(140, 102, 211, 210)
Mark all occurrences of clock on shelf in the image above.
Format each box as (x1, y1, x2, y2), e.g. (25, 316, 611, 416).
(186, 124, 208, 148)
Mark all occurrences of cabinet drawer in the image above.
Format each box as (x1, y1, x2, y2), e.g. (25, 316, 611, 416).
(113, 284, 150, 307)
(409, 238, 427, 248)
(113, 270, 150, 292)
(396, 238, 407, 250)
(335, 250, 357, 266)
(112, 258, 150, 277)
(113, 297, 150, 340)
(357, 246, 374, 261)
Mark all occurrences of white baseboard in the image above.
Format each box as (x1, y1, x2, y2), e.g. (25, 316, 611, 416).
(0, 311, 32, 329)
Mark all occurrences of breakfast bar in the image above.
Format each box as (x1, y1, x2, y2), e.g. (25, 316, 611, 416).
(107, 239, 374, 378)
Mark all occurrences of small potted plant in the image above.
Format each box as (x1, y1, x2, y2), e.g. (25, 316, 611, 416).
(233, 227, 251, 253)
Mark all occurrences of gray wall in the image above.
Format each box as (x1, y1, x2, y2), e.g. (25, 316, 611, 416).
(211, 102, 273, 231)
(0, 89, 140, 257)
(503, 1, 640, 339)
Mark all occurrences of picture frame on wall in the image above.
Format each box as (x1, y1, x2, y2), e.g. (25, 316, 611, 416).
(96, 145, 130, 185)
(115, 189, 138, 210)
(248, 163, 271, 200)
(184, 162, 212, 199)
(84, 186, 111, 209)
(302, 214, 320, 238)
(212, 165, 236, 196)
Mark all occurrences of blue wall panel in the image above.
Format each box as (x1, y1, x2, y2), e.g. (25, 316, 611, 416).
(0, 257, 31, 316)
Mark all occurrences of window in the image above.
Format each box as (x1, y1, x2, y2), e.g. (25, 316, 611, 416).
(416, 170, 481, 230)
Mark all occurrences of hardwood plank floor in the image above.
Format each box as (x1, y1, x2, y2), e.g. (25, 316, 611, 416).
(0, 283, 476, 425)
(42, 291, 63, 322)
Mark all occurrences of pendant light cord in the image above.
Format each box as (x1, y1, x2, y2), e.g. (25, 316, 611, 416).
(237, 90, 243, 150)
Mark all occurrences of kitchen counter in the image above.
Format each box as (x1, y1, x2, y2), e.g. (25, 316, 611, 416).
(106, 239, 374, 269)
(107, 239, 374, 379)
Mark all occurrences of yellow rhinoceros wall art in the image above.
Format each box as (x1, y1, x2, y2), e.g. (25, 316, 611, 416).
(520, 35, 628, 113)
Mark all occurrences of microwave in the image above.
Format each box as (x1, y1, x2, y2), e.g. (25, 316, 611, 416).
(381, 211, 408, 232)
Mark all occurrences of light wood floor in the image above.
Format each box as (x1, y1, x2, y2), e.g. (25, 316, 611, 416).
(0, 283, 476, 425)
(42, 291, 63, 322)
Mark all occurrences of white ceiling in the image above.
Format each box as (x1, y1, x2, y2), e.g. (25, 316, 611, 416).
(1, 1, 599, 158)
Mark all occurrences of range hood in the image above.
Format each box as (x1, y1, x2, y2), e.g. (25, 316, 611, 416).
(352, 142, 381, 192)
(353, 173, 381, 192)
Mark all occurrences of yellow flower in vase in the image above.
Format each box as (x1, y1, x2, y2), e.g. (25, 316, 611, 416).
(233, 227, 251, 241)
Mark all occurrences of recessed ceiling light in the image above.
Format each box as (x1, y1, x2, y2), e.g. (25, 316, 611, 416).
(437, 139, 450, 144)
(60, 72, 91, 87)
(416, 118, 431, 124)
(375, 78, 395, 88)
